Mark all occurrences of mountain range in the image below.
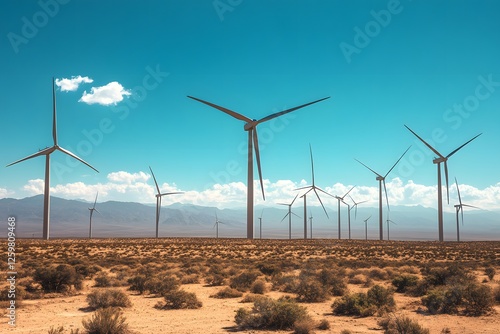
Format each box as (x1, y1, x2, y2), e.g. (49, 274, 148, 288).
(1, 195, 499, 241)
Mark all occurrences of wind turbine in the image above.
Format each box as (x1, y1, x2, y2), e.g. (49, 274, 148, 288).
(297, 144, 334, 239)
(309, 211, 313, 239)
(258, 209, 264, 239)
(214, 212, 225, 239)
(454, 177, 480, 242)
(363, 215, 371, 241)
(405, 125, 481, 242)
(355, 146, 411, 240)
(277, 194, 300, 240)
(348, 194, 368, 239)
(385, 213, 397, 241)
(149, 166, 183, 238)
(88, 192, 100, 239)
(188, 95, 330, 239)
(6, 78, 99, 240)
(334, 186, 355, 239)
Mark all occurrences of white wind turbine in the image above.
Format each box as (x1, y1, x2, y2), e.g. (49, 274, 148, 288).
(355, 146, 411, 240)
(88, 192, 100, 239)
(405, 125, 481, 242)
(385, 213, 397, 241)
(347, 194, 368, 240)
(309, 211, 314, 239)
(149, 166, 183, 238)
(258, 209, 264, 239)
(363, 215, 372, 241)
(454, 177, 480, 242)
(297, 144, 334, 239)
(6, 78, 99, 240)
(188, 96, 330, 239)
(334, 186, 355, 239)
(277, 194, 300, 240)
(214, 212, 225, 239)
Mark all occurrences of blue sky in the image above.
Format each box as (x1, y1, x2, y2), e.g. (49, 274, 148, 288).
(1, 0, 499, 212)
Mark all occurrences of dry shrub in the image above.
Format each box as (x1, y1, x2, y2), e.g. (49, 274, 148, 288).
(368, 268, 389, 281)
(82, 307, 131, 334)
(378, 314, 429, 334)
(485, 267, 496, 281)
(271, 273, 299, 293)
(240, 293, 267, 303)
(181, 274, 200, 284)
(293, 317, 315, 334)
(296, 277, 329, 303)
(392, 275, 419, 293)
(348, 274, 366, 285)
(211, 287, 243, 299)
(86, 289, 131, 309)
(33, 264, 82, 293)
(317, 318, 330, 330)
(250, 280, 267, 294)
(205, 274, 225, 286)
(230, 271, 260, 292)
(494, 285, 500, 304)
(332, 285, 394, 317)
(156, 289, 202, 309)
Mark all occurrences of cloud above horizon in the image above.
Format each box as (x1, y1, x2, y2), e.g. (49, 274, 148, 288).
(79, 81, 131, 106)
(55, 76, 93, 91)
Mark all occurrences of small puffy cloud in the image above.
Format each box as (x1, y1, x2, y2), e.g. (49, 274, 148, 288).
(107, 171, 150, 183)
(23, 179, 45, 194)
(79, 82, 131, 106)
(55, 76, 93, 92)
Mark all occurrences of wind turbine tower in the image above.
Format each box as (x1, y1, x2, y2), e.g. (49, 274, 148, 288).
(334, 186, 355, 239)
(454, 177, 480, 242)
(88, 192, 100, 239)
(278, 194, 299, 240)
(188, 96, 330, 239)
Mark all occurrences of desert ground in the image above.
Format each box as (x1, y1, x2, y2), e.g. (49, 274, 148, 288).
(2, 238, 500, 334)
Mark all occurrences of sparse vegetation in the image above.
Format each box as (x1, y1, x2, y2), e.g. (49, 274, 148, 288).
(156, 289, 202, 309)
(378, 314, 430, 334)
(33, 264, 83, 293)
(86, 289, 131, 309)
(210, 287, 243, 299)
(82, 307, 131, 334)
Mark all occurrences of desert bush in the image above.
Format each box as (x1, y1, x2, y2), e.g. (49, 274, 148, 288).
(47, 326, 65, 334)
(317, 318, 330, 330)
(462, 283, 494, 316)
(235, 297, 309, 330)
(293, 317, 315, 334)
(181, 274, 200, 284)
(271, 273, 299, 293)
(157, 289, 202, 309)
(82, 307, 131, 334)
(367, 285, 396, 314)
(348, 274, 366, 285)
(127, 275, 148, 294)
(317, 268, 347, 296)
(86, 289, 131, 309)
(74, 263, 101, 279)
(257, 262, 280, 276)
(211, 287, 243, 299)
(205, 274, 225, 286)
(378, 314, 430, 334)
(392, 275, 419, 293)
(485, 267, 496, 281)
(230, 271, 260, 292)
(249, 279, 266, 294)
(145, 275, 180, 296)
(33, 264, 82, 293)
(240, 293, 267, 303)
(421, 289, 445, 314)
(368, 268, 389, 281)
(340, 330, 353, 334)
(332, 293, 376, 317)
(296, 277, 329, 303)
(494, 285, 500, 304)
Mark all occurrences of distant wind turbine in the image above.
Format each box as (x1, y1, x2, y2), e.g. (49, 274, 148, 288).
(258, 209, 264, 239)
(277, 194, 300, 240)
(405, 125, 481, 242)
(6, 78, 99, 240)
(385, 213, 397, 241)
(348, 194, 368, 239)
(88, 192, 100, 239)
(355, 146, 411, 240)
(188, 95, 330, 239)
(334, 186, 355, 239)
(454, 177, 480, 242)
(297, 144, 334, 239)
(149, 166, 183, 238)
(214, 211, 225, 239)
(309, 211, 313, 239)
(363, 215, 372, 241)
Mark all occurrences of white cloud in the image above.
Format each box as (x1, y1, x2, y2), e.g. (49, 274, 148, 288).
(107, 171, 150, 184)
(23, 179, 45, 194)
(55, 76, 93, 92)
(79, 82, 131, 106)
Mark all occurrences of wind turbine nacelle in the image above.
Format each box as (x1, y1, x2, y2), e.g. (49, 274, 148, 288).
(376, 176, 384, 181)
(433, 157, 447, 164)
(244, 121, 258, 131)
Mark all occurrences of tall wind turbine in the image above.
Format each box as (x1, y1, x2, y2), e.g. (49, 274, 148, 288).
(278, 194, 300, 240)
(363, 215, 371, 241)
(88, 192, 100, 239)
(454, 177, 480, 242)
(334, 186, 355, 239)
(188, 96, 330, 239)
(348, 194, 368, 239)
(297, 144, 334, 239)
(258, 209, 264, 239)
(214, 212, 225, 239)
(149, 166, 183, 238)
(6, 78, 99, 240)
(355, 146, 410, 240)
(405, 125, 481, 242)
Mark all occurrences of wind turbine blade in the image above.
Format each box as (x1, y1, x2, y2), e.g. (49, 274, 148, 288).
(290, 193, 299, 206)
(93, 192, 99, 208)
(313, 188, 329, 218)
(57, 146, 99, 172)
(260, 208, 264, 219)
(354, 159, 382, 178)
(404, 125, 444, 158)
(444, 160, 450, 204)
(316, 187, 335, 198)
(94, 209, 101, 215)
(384, 145, 411, 178)
(455, 177, 463, 206)
(159, 191, 184, 197)
(462, 204, 481, 209)
(52, 77, 58, 146)
(277, 203, 289, 206)
(354, 205, 358, 220)
(446, 133, 482, 158)
(460, 206, 464, 226)
(256, 97, 330, 124)
(383, 179, 390, 211)
(280, 212, 290, 222)
(309, 144, 315, 186)
(6, 149, 51, 167)
(342, 185, 355, 198)
(149, 166, 161, 195)
(291, 212, 301, 218)
(253, 129, 265, 200)
(187, 96, 252, 123)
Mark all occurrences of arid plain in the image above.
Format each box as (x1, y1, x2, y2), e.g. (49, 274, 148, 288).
(2, 238, 500, 334)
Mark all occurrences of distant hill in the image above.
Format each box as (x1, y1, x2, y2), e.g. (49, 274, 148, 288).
(0, 195, 499, 240)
